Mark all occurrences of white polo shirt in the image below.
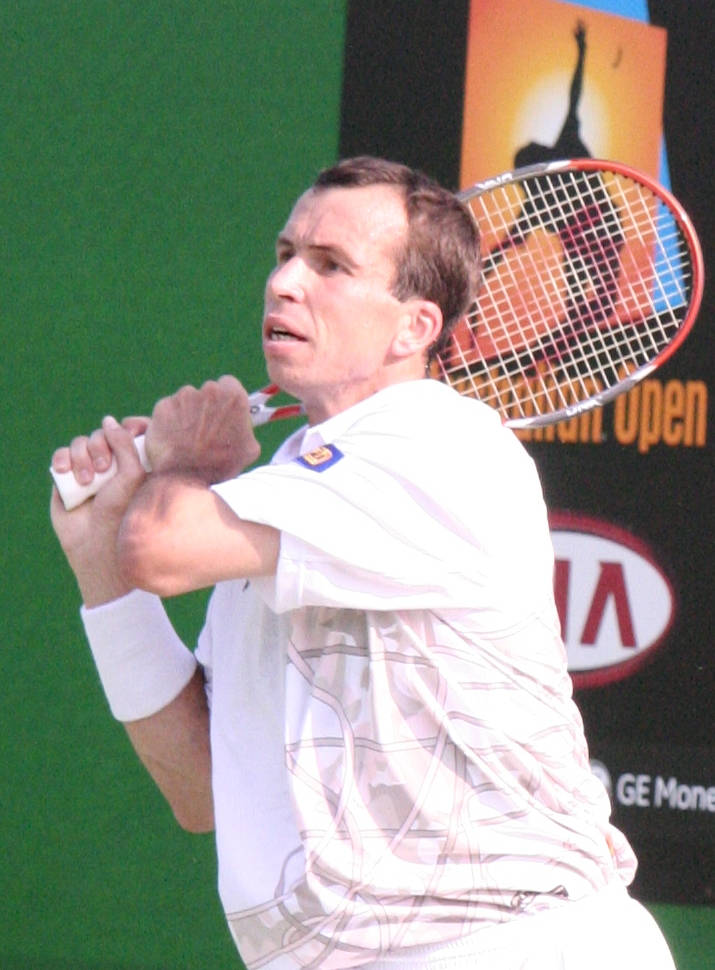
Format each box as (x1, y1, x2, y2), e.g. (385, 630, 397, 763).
(199, 379, 636, 970)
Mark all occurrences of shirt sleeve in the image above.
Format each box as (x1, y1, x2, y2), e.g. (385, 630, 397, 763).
(211, 408, 555, 625)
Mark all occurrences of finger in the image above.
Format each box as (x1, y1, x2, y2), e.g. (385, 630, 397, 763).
(101, 415, 143, 472)
(51, 446, 71, 474)
(151, 384, 197, 423)
(216, 376, 253, 415)
(87, 428, 114, 474)
(68, 435, 96, 486)
(216, 374, 243, 392)
(221, 375, 251, 407)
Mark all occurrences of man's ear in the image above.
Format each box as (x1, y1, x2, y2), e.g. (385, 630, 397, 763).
(392, 301, 443, 359)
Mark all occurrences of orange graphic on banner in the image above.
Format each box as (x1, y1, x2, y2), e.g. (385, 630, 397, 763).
(460, 0, 666, 187)
(452, 168, 661, 366)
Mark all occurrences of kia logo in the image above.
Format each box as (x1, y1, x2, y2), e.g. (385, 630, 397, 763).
(549, 512, 676, 688)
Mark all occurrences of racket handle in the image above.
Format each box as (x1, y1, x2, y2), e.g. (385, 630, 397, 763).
(51, 435, 150, 511)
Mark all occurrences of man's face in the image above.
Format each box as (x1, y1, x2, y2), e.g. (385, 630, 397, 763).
(263, 184, 414, 423)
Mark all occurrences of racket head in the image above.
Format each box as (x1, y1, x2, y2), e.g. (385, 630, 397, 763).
(435, 158, 704, 428)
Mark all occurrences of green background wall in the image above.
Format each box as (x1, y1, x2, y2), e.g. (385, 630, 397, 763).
(2, 2, 344, 967)
(2, 2, 711, 968)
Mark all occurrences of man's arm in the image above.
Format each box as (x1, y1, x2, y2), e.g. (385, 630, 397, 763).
(50, 376, 271, 831)
(124, 666, 214, 833)
(50, 441, 215, 830)
(116, 470, 280, 598)
(109, 376, 281, 595)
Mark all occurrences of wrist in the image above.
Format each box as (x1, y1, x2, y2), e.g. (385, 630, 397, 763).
(81, 589, 198, 721)
(70, 549, 134, 607)
(75, 562, 134, 608)
(53, 510, 132, 607)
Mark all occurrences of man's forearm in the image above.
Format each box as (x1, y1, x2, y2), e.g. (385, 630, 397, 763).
(124, 665, 214, 833)
(80, 589, 213, 830)
(117, 471, 280, 597)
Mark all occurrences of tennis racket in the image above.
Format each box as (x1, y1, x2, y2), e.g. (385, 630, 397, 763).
(444, 157, 703, 427)
(52, 157, 703, 509)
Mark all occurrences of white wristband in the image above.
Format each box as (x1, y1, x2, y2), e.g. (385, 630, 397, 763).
(81, 589, 198, 722)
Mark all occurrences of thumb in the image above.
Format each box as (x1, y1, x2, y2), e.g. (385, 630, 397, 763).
(102, 415, 145, 476)
(122, 415, 151, 437)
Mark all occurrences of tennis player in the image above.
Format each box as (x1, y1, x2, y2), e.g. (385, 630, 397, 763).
(51, 157, 676, 969)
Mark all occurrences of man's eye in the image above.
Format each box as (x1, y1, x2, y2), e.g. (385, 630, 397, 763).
(318, 255, 343, 274)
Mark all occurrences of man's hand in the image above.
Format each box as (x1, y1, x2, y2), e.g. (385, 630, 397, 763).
(145, 375, 261, 483)
(50, 416, 149, 606)
(51, 376, 270, 601)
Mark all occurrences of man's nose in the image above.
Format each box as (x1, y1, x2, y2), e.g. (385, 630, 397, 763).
(267, 257, 305, 301)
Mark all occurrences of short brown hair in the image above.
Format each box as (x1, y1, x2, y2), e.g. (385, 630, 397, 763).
(312, 156, 481, 361)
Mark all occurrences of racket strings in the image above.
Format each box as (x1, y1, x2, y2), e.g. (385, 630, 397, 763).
(607, 176, 692, 359)
(441, 168, 693, 426)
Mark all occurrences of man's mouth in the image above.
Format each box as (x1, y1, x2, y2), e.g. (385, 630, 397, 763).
(265, 317, 307, 342)
(268, 326, 301, 341)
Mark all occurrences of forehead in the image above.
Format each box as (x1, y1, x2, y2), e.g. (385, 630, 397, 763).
(281, 184, 408, 262)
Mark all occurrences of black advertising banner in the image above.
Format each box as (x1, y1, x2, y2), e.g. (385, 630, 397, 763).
(340, 0, 713, 905)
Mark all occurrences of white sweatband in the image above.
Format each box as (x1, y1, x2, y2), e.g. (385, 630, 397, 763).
(80, 589, 198, 722)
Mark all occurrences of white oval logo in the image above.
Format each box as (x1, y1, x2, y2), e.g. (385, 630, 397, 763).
(549, 512, 676, 688)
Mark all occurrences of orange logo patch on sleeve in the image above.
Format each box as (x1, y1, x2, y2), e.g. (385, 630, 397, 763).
(296, 444, 344, 472)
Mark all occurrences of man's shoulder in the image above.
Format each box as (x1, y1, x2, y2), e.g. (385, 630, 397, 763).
(342, 381, 517, 460)
(345, 379, 500, 435)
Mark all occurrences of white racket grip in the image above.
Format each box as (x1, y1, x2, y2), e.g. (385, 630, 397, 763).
(51, 435, 150, 510)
